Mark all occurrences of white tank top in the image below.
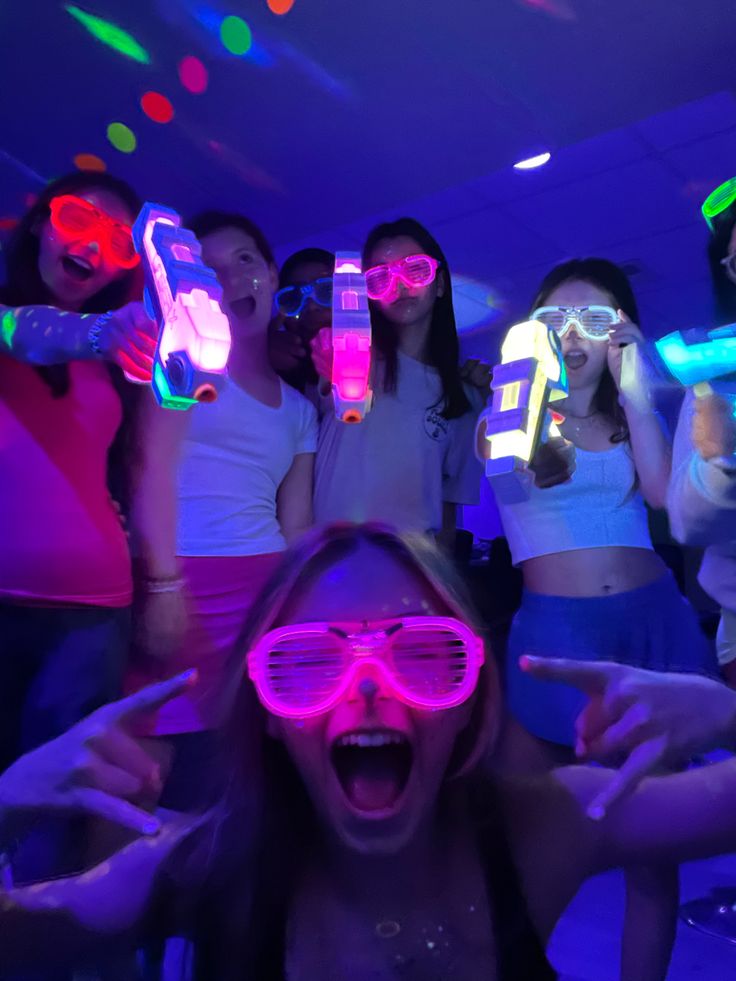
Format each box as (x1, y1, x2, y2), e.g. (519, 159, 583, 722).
(496, 442, 653, 565)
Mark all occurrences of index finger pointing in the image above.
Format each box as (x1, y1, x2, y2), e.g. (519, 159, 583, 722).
(519, 656, 615, 694)
(110, 670, 198, 723)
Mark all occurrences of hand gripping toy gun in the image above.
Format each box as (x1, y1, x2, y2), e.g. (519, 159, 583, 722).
(331, 252, 373, 423)
(481, 319, 568, 503)
(132, 203, 231, 410)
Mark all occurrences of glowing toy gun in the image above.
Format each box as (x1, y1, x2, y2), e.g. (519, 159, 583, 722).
(481, 319, 568, 503)
(132, 202, 231, 410)
(331, 252, 373, 423)
(654, 324, 736, 395)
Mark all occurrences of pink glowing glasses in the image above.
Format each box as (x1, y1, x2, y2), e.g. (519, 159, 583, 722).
(364, 254, 439, 300)
(247, 616, 484, 718)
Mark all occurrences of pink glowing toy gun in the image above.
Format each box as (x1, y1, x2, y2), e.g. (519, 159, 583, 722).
(132, 202, 231, 410)
(331, 251, 373, 423)
(481, 319, 568, 503)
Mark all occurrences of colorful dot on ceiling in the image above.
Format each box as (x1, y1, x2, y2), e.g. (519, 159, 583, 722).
(107, 122, 137, 153)
(0, 217, 19, 231)
(73, 153, 107, 172)
(267, 0, 295, 13)
(220, 15, 252, 55)
(64, 5, 151, 64)
(178, 55, 208, 94)
(141, 91, 174, 124)
(24, 193, 38, 207)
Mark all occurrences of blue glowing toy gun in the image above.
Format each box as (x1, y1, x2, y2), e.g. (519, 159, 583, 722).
(132, 202, 231, 410)
(331, 252, 373, 423)
(481, 319, 568, 503)
(654, 324, 736, 393)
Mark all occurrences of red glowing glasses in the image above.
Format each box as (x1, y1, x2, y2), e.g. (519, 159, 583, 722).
(49, 195, 140, 269)
(364, 254, 439, 300)
(247, 616, 484, 718)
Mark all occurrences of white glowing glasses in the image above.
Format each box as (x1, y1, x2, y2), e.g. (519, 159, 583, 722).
(247, 616, 484, 718)
(532, 305, 618, 341)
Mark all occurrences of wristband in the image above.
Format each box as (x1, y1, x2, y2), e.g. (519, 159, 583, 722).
(145, 577, 185, 594)
(88, 311, 114, 358)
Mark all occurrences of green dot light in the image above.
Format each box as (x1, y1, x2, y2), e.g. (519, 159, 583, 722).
(220, 15, 252, 55)
(65, 5, 151, 64)
(107, 122, 137, 153)
(1, 311, 18, 350)
(702, 176, 736, 231)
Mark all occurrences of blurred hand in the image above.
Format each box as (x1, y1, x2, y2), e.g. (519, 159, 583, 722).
(607, 310, 647, 395)
(520, 656, 736, 818)
(460, 358, 492, 392)
(103, 302, 157, 381)
(0, 673, 196, 835)
(310, 327, 334, 383)
(692, 391, 736, 460)
(135, 588, 188, 665)
(268, 314, 308, 374)
(529, 435, 576, 489)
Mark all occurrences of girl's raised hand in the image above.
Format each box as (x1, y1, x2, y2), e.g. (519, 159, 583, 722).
(310, 327, 334, 383)
(0, 672, 197, 835)
(520, 656, 736, 819)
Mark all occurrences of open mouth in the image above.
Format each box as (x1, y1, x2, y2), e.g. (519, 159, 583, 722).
(229, 296, 256, 319)
(331, 730, 413, 814)
(61, 254, 95, 282)
(564, 350, 588, 370)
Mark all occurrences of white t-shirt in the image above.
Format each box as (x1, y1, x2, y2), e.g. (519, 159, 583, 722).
(314, 352, 482, 533)
(177, 379, 317, 556)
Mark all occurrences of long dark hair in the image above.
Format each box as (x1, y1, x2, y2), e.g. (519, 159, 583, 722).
(0, 171, 142, 397)
(362, 218, 471, 420)
(191, 524, 498, 978)
(530, 258, 640, 444)
(706, 201, 736, 325)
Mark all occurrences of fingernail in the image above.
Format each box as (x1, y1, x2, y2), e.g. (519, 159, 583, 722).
(587, 804, 605, 821)
(181, 669, 198, 684)
(143, 819, 161, 835)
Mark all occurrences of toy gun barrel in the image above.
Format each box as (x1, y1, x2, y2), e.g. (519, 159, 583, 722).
(331, 252, 373, 424)
(132, 202, 231, 411)
(482, 319, 568, 503)
(653, 323, 736, 389)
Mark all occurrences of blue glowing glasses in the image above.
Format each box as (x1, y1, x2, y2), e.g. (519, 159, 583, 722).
(275, 277, 333, 317)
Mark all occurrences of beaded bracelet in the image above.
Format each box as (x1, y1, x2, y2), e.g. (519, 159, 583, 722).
(88, 311, 114, 357)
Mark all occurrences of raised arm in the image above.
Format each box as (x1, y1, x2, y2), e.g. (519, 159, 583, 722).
(277, 452, 315, 543)
(0, 301, 156, 380)
(129, 391, 191, 660)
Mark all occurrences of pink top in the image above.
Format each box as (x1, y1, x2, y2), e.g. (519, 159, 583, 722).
(0, 355, 132, 607)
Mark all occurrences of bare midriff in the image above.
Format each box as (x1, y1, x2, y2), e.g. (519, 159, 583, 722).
(521, 546, 668, 597)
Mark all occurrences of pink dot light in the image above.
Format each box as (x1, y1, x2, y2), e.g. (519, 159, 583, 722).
(178, 56, 208, 95)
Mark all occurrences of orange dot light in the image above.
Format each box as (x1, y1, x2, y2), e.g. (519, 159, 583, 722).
(267, 0, 295, 12)
(74, 153, 107, 172)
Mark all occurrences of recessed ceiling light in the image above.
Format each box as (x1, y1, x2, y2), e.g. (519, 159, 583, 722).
(513, 151, 551, 171)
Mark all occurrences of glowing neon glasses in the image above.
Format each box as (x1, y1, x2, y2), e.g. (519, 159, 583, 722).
(275, 277, 333, 317)
(532, 305, 618, 341)
(702, 177, 736, 231)
(247, 616, 485, 718)
(49, 195, 139, 269)
(364, 254, 439, 300)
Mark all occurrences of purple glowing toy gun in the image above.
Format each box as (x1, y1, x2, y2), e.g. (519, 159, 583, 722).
(481, 319, 568, 503)
(331, 252, 373, 423)
(132, 202, 231, 410)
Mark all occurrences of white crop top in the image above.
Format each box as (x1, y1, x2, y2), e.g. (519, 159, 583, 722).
(496, 442, 653, 565)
